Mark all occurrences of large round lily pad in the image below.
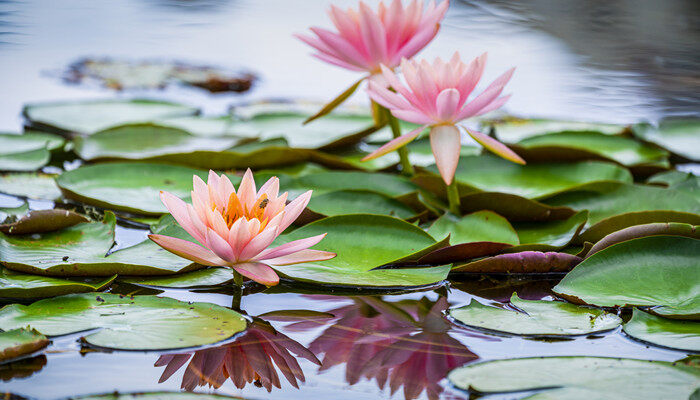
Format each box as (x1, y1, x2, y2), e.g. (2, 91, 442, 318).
(56, 163, 211, 215)
(633, 118, 700, 161)
(0, 267, 115, 299)
(0, 328, 49, 362)
(23, 99, 198, 135)
(623, 309, 700, 351)
(448, 356, 700, 400)
(450, 293, 621, 336)
(0, 293, 247, 350)
(512, 211, 588, 250)
(272, 214, 450, 287)
(73, 124, 240, 161)
(0, 212, 197, 276)
(306, 190, 416, 219)
(120, 268, 233, 288)
(428, 211, 519, 245)
(554, 235, 700, 318)
(488, 117, 625, 142)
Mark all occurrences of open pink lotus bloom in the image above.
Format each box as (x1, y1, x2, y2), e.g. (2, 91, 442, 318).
(364, 52, 526, 184)
(149, 169, 335, 286)
(296, 0, 449, 74)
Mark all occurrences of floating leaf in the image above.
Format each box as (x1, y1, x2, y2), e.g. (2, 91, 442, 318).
(74, 124, 240, 161)
(120, 268, 232, 288)
(1, 209, 89, 235)
(512, 211, 588, 250)
(0, 172, 62, 200)
(272, 214, 450, 287)
(155, 115, 256, 138)
(450, 293, 621, 336)
(0, 132, 66, 172)
(0, 267, 115, 299)
(623, 309, 700, 351)
(56, 163, 211, 215)
(488, 117, 625, 142)
(448, 356, 700, 400)
(305, 190, 416, 219)
(554, 235, 700, 319)
(0, 293, 247, 350)
(647, 170, 699, 197)
(428, 211, 519, 245)
(292, 171, 418, 198)
(23, 99, 198, 135)
(587, 222, 698, 257)
(0, 212, 197, 276)
(633, 118, 700, 161)
(0, 328, 49, 362)
(456, 192, 576, 222)
(452, 251, 581, 274)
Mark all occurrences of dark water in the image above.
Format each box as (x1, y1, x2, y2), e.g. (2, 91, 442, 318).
(0, 1, 698, 399)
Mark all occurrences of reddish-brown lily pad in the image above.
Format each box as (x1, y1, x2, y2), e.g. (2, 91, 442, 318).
(452, 251, 582, 274)
(0, 209, 89, 235)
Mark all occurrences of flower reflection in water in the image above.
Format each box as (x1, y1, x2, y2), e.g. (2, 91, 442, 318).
(285, 295, 486, 400)
(155, 317, 320, 392)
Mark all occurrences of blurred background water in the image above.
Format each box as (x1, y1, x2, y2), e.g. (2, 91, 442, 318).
(0, 0, 698, 131)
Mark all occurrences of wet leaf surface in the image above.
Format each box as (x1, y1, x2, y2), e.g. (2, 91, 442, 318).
(0, 267, 115, 299)
(0, 328, 49, 362)
(633, 118, 700, 161)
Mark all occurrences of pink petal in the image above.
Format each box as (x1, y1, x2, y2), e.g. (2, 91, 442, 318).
(256, 234, 327, 261)
(257, 176, 280, 199)
(205, 228, 236, 262)
(149, 234, 226, 266)
(367, 80, 412, 110)
(159, 191, 204, 244)
(464, 127, 525, 165)
(456, 52, 487, 103)
(358, 2, 388, 65)
(391, 109, 434, 124)
(278, 190, 312, 233)
(380, 63, 424, 111)
(392, 24, 439, 65)
(238, 226, 280, 262)
(309, 27, 368, 67)
(435, 88, 461, 122)
(237, 168, 256, 211)
(186, 204, 207, 244)
(192, 175, 209, 207)
(229, 218, 253, 259)
(264, 249, 336, 266)
(475, 94, 511, 116)
(312, 53, 367, 72)
(219, 173, 236, 198)
(207, 170, 225, 210)
(430, 124, 462, 185)
(328, 5, 367, 58)
(458, 67, 515, 120)
(233, 262, 280, 286)
(361, 124, 427, 161)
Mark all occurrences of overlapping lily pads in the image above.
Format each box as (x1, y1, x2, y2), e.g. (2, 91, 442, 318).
(450, 293, 621, 336)
(120, 268, 233, 288)
(305, 190, 416, 219)
(554, 235, 700, 318)
(56, 163, 211, 215)
(448, 356, 700, 400)
(0, 267, 115, 299)
(633, 118, 700, 161)
(1, 209, 89, 234)
(452, 251, 581, 274)
(623, 309, 700, 351)
(0, 212, 198, 276)
(0, 132, 66, 171)
(0, 328, 49, 362)
(0, 293, 247, 350)
(429, 211, 519, 245)
(0, 172, 62, 200)
(23, 99, 198, 136)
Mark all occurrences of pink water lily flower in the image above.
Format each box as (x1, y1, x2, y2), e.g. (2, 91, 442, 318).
(149, 169, 335, 286)
(364, 52, 525, 184)
(296, 0, 449, 74)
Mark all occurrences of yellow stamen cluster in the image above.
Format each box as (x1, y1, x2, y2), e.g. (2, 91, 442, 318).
(219, 192, 270, 230)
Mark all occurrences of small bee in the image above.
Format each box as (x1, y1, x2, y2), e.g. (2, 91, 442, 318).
(258, 198, 269, 209)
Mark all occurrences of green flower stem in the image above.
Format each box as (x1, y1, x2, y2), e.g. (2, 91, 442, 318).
(231, 270, 243, 310)
(446, 180, 461, 216)
(380, 106, 414, 176)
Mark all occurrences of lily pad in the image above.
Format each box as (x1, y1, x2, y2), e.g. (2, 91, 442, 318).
(512, 211, 588, 250)
(623, 309, 700, 351)
(452, 251, 581, 274)
(488, 117, 625, 142)
(120, 268, 233, 288)
(0, 293, 247, 350)
(0, 328, 49, 362)
(306, 190, 416, 219)
(633, 118, 700, 161)
(23, 99, 198, 136)
(586, 222, 699, 257)
(554, 235, 700, 318)
(448, 356, 700, 400)
(0, 172, 62, 200)
(456, 192, 577, 222)
(0, 132, 66, 172)
(292, 171, 418, 198)
(450, 293, 621, 336)
(0, 267, 115, 299)
(74, 124, 240, 162)
(514, 131, 669, 167)
(56, 163, 211, 215)
(273, 214, 450, 287)
(648, 170, 699, 197)
(0, 212, 197, 276)
(1, 209, 89, 235)
(428, 211, 519, 245)
(155, 115, 257, 138)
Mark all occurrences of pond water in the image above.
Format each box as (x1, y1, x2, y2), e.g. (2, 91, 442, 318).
(0, 1, 698, 399)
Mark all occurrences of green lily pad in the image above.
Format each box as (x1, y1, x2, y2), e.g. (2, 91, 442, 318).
(74, 392, 243, 400)
(456, 192, 577, 222)
(0, 172, 62, 200)
(0, 212, 197, 276)
(512, 211, 588, 250)
(0, 147, 50, 172)
(450, 293, 621, 336)
(0, 328, 49, 362)
(428, 211, 519, 245)
(0, 132, 66, 172)
(623, 309, 700, 351)
(586, 222, 699, 257)
(56, 163, 212, 215)
(273, 214, 450, 287)
(554, 235, 700, 318)
(0, 209, 89, 235)
(306, 190, 416, 219)
(545, 182, 700, 242)
(514, 131, 669, 167)
(292, 171, 418, 198)
(648, 170, 699, 197)
(155, 115, 257, 138)
(120, 268, 233, 288)
(23, 99, 198, 135)
(0, 267, 115, 299)
(448, 356, 700, 400)
(633, 118, 700, 161)
(0, 293, 247, 350)
(74, 124, 240, 162)
(488, 117, 625, 142)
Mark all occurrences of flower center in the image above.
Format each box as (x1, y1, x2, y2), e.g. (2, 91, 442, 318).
(218, 192, 271, 230)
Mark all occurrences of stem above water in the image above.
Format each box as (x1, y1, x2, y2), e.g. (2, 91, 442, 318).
(375, 104, 414, 177)
(446, 180, 461, 216)
(231, 270, 244, 310)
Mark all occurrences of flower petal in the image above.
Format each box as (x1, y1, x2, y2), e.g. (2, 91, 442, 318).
(148, 234, 226, 266)
(391, 109, 434, 124)
(257, 176, 280, 199)
(237, 168, 257, 211)
(458, 67, 515, 120)
(159, 191, 204, 244)
(435, 88, 461, 122)
(362, 124, 427, 161)
(264, 249, 336, 266)
(238, 226, 280, 262)
(256, 233, 327, 261)
(430, 124, 462, 185)
(233, 262, 280, 286)
(464, 127, 525, 165)
(278, 190, 312, 233)
(205, 228, 236, 262)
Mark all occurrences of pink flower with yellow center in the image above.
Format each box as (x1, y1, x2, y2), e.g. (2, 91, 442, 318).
(296, 0, 449, 74)
(148, 169, 335, 286)
(364, 52, 525, 184)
